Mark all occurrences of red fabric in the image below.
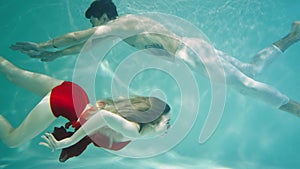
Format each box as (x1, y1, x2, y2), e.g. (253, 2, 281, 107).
(50, 81, 131, 161)
(90, 132, 130, 150)
(52, 126, 92, 162)
(50, 81, 89, 122)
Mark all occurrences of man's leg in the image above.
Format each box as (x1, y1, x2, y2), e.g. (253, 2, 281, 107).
(222, 57, 300, 117)
(178, 32, 300, 117)
(219, 21, 300, 77)
(250, 22, 300, 115)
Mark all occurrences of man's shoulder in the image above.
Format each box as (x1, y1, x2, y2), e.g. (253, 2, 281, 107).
(117, 14, 151, 22)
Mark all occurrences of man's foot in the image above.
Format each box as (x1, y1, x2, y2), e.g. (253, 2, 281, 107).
(289, 21, 300, 42)
(279, 99, 300, 117)
(273, 21, 300, 52)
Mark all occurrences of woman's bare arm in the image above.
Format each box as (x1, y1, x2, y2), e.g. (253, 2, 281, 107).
(40, 109, 140, 150)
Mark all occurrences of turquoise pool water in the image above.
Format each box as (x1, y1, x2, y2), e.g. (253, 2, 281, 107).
(1, 0, 300, 168)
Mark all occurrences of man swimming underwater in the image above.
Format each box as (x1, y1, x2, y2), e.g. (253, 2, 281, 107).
(8, 0, 300, 162)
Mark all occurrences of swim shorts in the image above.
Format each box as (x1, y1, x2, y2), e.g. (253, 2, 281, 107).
(49, 81, 131, 162)
(50, 81, 90, 122)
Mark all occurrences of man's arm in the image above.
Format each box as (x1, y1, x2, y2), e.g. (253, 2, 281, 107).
(10, 27, 97, 57)
(27, 16, 136, 51)
(12, 15, 180, 59)
(11, 18, 127, 56)
(35, 42, 85, 62)
(39, 27, 97, 50)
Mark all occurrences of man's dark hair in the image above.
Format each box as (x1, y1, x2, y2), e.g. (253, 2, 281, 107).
(85, 0, 118, 20)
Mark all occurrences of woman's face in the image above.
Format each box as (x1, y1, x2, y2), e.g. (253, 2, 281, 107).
(140, 112, 171, 138)
(159, 113, 171, 131)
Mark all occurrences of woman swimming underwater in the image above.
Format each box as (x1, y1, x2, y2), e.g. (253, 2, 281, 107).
(0, 56, 171, 162)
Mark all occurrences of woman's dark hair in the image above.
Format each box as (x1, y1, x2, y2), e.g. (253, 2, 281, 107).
(85, 0, 118, 20)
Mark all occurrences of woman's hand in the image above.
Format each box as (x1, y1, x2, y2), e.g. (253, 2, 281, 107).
(39, 132, 69, 151)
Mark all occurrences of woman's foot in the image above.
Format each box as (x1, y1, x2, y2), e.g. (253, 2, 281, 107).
(0, 56, 15, 75)
(0, 56, 6, 66)
(0, 56, 8, 73)
(0, 56, 4, 62)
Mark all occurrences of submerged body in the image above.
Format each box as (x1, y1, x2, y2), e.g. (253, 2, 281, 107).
(0, 56, 171, 161)
(11, 12, 300, 114)
(2, 0, 300, 162)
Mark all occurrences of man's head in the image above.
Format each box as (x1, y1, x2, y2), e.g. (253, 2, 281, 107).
(85, 0, 118, 26)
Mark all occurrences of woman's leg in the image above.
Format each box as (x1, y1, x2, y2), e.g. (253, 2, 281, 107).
(0, 56, 63, 97)
(0, 93, 57, 147)
(218, 21, 300, 77)
(0, 56, 62, 147)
